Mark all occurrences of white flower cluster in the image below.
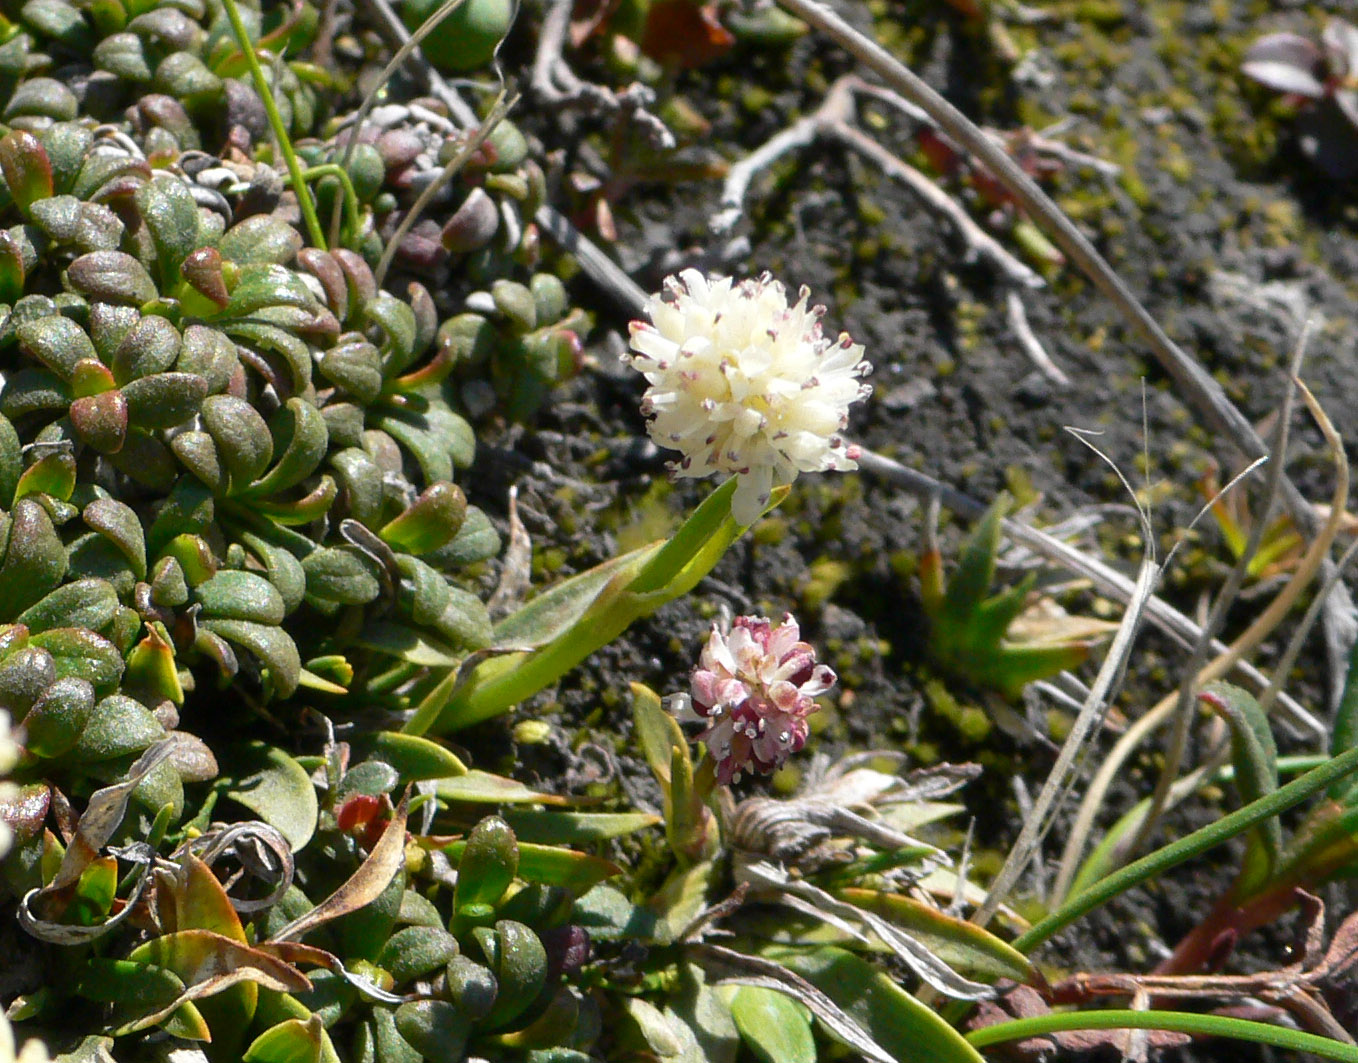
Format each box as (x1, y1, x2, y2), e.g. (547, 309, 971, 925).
(626, 270, 872, 525)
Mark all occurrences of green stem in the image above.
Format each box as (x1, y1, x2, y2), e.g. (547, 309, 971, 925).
(1013, 744, 1358, 954)
(629, 477, 739, 594)
(965, 1009, 1358, 1062)
(218, 0, 326, 249)
(411, 477, 769, 734)
(301, 164, 361, 246)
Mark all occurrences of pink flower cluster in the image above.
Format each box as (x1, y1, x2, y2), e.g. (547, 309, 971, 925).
(674, 614, 836, 784)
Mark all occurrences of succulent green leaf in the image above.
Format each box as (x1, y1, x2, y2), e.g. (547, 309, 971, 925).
(394, 555, 451, 627)
(0, 646, 57, 718)
(69, 390, 129, 453)
(136, 176, 200, 286)
(393, 1001, 471, 1063)
(177, 324, 237, 393)
(201, 394, 273, 492)
(1, 367, 71, 423)
(220, 741, 318, 852)
(237, 531, 307, 614)
(224, 264, 316, 318)
(502, 810, 662, 845)
(328, 447, 385, 526)
(373, 410, 453, 486)
(454, 816, 518, 915)
(381, 482, 466, 555)
(23, 676, 95, 757)
(0, 129, 53, 213)
(195, 570, 287, 625)
(366, 1007, 421, 1063)
(0, 498, 68, 616)
(110, 312, 181, 384)
(152, 51, 222, 105)
(170, 430, 225, 492)
(68, 694, 164, 763)
(200, 618, 301, 698)
(93, 32, 154, 80)
(150, 556, 190, 608)
(18, 578, 118, 634)
(243, 1016, 324, 1063)
(0, 230, 26, 305)
(352, 731, 468, 782)
(83, 497, 147, 579)
(245, 398, 329, 497)
(337, 760, 399, 799)
(16, 314, 96, 379)
(729, 987, 816, 1063)
(107, 430, 177, 490)
(28, 626, 124, 692)
(219, 215, 305, 266)
(14, 449, 76, 501)
(302, 547, 381, 606)
(66, 532, 137, 596)
(380, 926, 460, 985)
(365, 292, 417, 375)
(0, 413, 20, 506)
(29, 195, 83, 243)
(39, 122, 92, 196)
(67, 251, 158, 306)
(121, 372, 209, 431)
(570, 884, 661, 943)
(125, 623, 184, 706)
(146, 476, 215, 555)
(71, 148, 151, 203)
(475, 920, 548, 1031)
(318, 338, 383, 402)
(226, 321, 313, 394)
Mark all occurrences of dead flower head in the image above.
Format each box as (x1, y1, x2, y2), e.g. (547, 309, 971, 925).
(626, 269, 872, 525)
(672, 613, 835, 784)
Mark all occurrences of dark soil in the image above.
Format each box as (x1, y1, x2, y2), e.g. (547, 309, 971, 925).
(456, 0, 1358, 1058)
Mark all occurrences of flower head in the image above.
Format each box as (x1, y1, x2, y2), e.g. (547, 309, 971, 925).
(674, 614, 836, 784)
(626, 270, 872, 525)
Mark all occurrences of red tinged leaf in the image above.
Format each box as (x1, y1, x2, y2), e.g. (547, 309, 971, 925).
(641, 0, 733, 69)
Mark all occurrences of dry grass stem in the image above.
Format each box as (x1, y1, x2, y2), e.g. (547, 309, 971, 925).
(1129, 324, 1312, 860)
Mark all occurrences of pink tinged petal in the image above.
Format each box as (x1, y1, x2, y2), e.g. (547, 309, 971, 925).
(715, 677, 752, 708)
(691, 671, 722, 713)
